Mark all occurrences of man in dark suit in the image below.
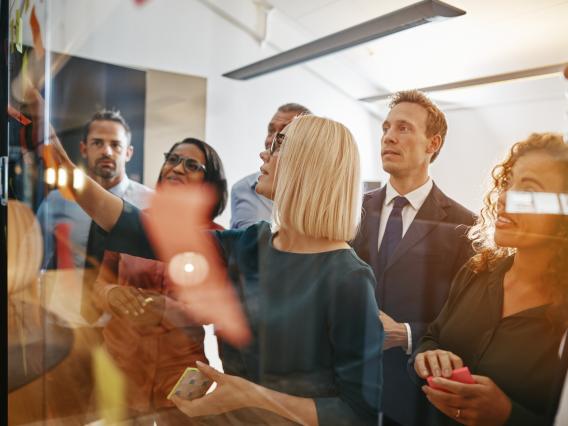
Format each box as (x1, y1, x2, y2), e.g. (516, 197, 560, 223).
(352, 90, 475, 426)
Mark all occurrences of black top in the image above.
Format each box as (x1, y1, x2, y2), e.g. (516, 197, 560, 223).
(413, 257, 563, 426)
(106, 201, 383, 425)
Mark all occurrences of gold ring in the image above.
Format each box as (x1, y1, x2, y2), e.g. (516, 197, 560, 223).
(455, 408, 461, 418)
(143, 297, 154, 304)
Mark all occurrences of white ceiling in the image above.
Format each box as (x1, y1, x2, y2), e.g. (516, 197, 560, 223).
(259, 0, 568, 104)
(40, 0, 568, 114)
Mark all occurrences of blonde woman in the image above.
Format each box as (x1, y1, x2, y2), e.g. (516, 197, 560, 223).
(51, 115, 383, 425)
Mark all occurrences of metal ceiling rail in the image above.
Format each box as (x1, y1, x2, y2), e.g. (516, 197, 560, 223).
(359, 63, 568, 103)
(223, 0, 465, 80)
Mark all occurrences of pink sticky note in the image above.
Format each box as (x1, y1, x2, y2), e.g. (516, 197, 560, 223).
(427, 366, 475, 392)
(143, 184, 251, 347)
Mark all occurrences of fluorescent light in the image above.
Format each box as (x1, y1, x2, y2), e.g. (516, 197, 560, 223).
(360, 63, 568, 103)
(223, 0, 465, 80)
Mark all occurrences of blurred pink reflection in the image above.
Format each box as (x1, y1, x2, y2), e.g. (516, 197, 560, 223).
(143, 184, 251, 347)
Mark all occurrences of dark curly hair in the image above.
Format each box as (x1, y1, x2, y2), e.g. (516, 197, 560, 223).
(467, 132, 568, 326)
(158, 138, 228, 220)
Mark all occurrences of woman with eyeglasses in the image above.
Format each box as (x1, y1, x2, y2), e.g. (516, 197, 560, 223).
(51, 115, 382, 425)
(92, 137, 227, 424)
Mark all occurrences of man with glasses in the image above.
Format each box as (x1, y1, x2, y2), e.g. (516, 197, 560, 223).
(37, 109, 152, 325)
(230, 103, 311, 229)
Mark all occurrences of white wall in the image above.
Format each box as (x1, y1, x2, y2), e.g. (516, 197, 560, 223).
(144, 70, 207, 186)
(430, 77, 567, 213)
(45, 0, 382, 227)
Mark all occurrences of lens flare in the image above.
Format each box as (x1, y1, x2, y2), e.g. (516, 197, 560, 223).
(168, 251, 209, 286)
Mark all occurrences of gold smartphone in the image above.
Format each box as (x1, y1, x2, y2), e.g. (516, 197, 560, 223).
(167, 367, 213, 401)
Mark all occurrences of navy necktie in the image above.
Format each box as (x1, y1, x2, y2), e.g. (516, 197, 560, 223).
(376, 196, 409, 303)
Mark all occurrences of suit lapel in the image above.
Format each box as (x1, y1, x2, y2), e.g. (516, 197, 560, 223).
(386, 184, 448, 269)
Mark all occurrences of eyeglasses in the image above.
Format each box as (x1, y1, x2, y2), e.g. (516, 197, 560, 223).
(269, 132, 286, 155)
(163, 153, 206, 173)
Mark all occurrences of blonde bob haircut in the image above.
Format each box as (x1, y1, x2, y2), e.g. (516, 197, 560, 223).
(272, 115, 361, 241)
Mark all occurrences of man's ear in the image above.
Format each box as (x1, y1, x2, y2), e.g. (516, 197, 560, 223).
(427, 134, 442, 156)
(125, 144, 134, 162)
(79, 141, 88, 159)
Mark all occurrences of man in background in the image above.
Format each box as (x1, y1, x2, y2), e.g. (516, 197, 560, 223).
(230, 102, 311, 229)
(38, 109, 152, 324)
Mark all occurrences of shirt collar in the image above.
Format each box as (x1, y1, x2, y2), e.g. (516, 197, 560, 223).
(108, 176, 130, 197)
(385, 177, 433, 211)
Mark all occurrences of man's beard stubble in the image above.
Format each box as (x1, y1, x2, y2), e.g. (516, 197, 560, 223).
(93, 157, 118, 179)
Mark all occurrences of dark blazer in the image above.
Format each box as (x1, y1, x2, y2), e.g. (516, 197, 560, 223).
(352, 183, 475, 426)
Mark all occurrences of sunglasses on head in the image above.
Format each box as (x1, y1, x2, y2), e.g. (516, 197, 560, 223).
(163, 153, 206, 173)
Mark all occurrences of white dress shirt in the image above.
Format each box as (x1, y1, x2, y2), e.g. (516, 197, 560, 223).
(377, 177, 434, 354)
(230, 172, 273, 229)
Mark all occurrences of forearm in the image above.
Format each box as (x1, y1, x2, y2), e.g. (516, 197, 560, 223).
(388, 321, 410, 350)
(255, 384, 318, 426)
(92, 279, 119, 312)
(72, 169, 123, 231)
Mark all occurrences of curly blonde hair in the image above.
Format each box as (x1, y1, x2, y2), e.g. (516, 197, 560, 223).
(468, 133, 568, 323)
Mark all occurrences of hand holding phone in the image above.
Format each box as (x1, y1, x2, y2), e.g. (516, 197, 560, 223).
(427, 366, 475, 392)
(167, 367, 213, 401)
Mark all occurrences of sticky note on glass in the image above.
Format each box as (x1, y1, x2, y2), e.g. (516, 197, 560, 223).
(560, 194, 568, 215)
(144, 186, 251, 347)
(506, 191, 564, 215)
(30, 6, 45, 58)
(16, 10, 23, 53)
(93, 346, 126, 424)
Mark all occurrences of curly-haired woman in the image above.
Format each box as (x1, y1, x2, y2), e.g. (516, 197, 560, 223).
(412, 133, 568, 425)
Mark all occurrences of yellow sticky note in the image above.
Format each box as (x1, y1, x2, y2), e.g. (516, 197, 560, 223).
(93, 346, 126, 424)
(16, 10, 23, 53)
(20, 51, 29, 99)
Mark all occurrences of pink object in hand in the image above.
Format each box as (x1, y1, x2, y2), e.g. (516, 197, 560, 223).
(427, 366, 475, 392)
